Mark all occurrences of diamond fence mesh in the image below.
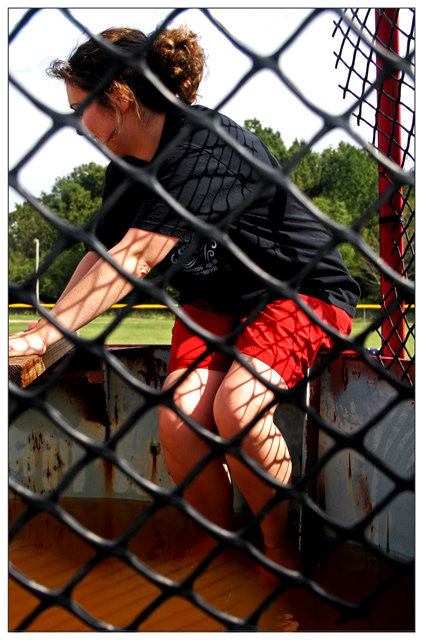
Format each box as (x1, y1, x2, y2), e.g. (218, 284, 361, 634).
(9, 8, 415, 632)
(333, 7, 415, 381)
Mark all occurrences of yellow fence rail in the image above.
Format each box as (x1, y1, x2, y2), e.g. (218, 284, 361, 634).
(8, 303, 415, 311)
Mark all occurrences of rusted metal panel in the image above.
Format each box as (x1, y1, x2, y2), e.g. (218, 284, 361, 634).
(9, 374, 109, 497)
(304, 352, 414, 560)
(9, 345, 307, 513)
(274, 397, 306, 482)
(103, 346, 174, 499)
(9, 347, 173, 500)
(9, 346, 414, 561)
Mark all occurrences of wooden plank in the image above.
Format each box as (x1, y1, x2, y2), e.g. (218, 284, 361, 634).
(9, 338, 75, 388)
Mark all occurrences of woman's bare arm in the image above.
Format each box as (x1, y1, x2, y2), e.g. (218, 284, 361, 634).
(56, 250, 101, 304)
(9, 228, 179, 356)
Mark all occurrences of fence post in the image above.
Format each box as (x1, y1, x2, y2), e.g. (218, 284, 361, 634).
(375, 8, 405, 358)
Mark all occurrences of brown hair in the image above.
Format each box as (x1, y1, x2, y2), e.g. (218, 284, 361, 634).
(47, 26, 206, 123)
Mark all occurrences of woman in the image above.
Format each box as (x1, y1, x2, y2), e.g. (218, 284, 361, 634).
(9, 27, 360, 552)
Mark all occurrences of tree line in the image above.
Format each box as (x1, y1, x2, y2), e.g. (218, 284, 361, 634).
(9, 119, 413, 304)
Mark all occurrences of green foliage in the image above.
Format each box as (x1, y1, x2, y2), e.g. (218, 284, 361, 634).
(312, 194, 379, 300)
(244, 118, 288, 165)
(9, 162, 106, 302)
(287, 139, 322, 198)
(311, 144, 381, 300)
(9, 161, 180, 304)
(319, 142, 379, 217)
(39, 245, 88, 302)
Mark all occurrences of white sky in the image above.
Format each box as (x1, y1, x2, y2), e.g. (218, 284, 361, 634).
(8, 5, 415, 209)
(8, 5, 370, 209)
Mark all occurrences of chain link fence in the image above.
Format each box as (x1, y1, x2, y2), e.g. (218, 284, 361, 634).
(9, 8, 415, 632)
(333, 7, 415, 381)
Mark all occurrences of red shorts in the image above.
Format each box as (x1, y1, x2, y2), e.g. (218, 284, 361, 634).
(167, 296, 353, 388)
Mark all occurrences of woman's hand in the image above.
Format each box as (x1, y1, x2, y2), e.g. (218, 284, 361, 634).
(9, 329, 47, 357)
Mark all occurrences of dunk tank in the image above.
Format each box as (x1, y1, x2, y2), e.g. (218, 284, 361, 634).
(9, 8, 415, 631)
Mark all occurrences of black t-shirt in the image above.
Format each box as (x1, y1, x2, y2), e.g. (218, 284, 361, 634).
(96, 105, 360, 317)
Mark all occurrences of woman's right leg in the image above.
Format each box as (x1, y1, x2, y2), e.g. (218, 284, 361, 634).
(158, 367, 235, 531)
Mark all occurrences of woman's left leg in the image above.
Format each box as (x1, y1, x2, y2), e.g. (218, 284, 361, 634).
(213, 354, 292, 549)
(159, 367, 235, 531)
(213, 295, 354, 548)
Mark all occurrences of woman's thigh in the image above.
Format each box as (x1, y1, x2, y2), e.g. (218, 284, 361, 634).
(213, 354, 288, 439)
(213, 355, 292, 523)
(160, 367, 227, 434)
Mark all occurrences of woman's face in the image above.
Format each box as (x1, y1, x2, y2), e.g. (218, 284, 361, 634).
(66, 83, 123, 152)
(66, 82, 165, 161)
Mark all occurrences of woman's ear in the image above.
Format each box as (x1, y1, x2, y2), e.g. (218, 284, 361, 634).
(118, 95, 131, 115)
(111, 85, 131, 115)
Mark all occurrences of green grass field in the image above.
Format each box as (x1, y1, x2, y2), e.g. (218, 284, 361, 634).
(8, 311, 175, 345)
(9, 309, 393, 351)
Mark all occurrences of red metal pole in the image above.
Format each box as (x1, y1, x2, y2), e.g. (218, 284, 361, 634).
(375, 8, 405, 359)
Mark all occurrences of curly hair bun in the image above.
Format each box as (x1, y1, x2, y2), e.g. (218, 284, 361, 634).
(149, 26, 206, 105)
(47, 26, 206, 113)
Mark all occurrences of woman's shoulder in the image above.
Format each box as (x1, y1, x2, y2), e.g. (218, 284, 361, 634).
(160, 104, 276, 177)
(175, 105, 264, 157)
